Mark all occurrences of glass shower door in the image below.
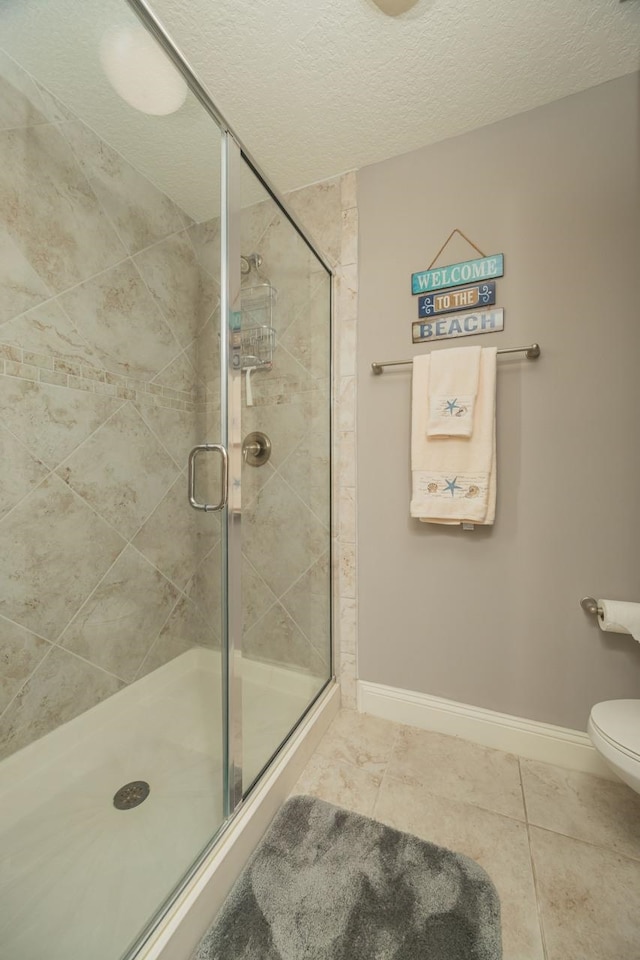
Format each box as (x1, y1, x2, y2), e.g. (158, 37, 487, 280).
(0, 2, 228, 957)
(227, 156, 333, 794)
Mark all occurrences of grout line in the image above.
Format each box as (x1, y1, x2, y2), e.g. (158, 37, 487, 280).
(48, 641, 128, 686)
(371, 766, 389, 820)
(47, 397, 128, 477)
(0, 645, 56, 735)
(53, 545, 132, 649)
(519, 758, 550, 960)
(130, 227, 216, 358)
(241, 552, 281, 627)
(132, 403, 189, 472)
(0, 624, 53, 726)
(273, 459, 331, 533)
(527, 820, 640, 863)
(132, 591, 185, 683)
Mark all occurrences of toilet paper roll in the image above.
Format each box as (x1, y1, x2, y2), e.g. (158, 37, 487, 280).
(598, 600, 640, 642)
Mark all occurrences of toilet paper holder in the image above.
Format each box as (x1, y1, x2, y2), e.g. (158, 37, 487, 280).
(581, 597, 604, 618)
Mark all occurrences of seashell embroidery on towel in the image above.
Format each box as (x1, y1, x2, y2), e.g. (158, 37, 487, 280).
(465, 485, 480, 499)
(427, 482, 438, 494)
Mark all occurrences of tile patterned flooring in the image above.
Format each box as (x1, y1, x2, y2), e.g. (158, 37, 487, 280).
(292, 710, 640, 960)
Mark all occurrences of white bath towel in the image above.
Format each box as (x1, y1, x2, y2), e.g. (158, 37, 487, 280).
(411, 347, 497, 525)
(427, 345, 481, 438)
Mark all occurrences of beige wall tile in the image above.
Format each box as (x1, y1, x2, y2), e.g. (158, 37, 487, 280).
(335, 263, 358, 322)
(0, 50, 49, 131)
(338, 598, 357, 658)
(0, 423, 48, 519)
(244, 601, 325, 676)
(133, 232, 215, 348)
(60, 120, 188, 255)
(184, 545, 223, 646)
(280, 552, 330, 661)
(0, 226, 50, 323)
(138, 595, 207, 678)
(56, 402, 179, 540)
(242, 554, 277, 632)
(243, 472, 328, 598)
(338, 542, 356, 599)
(337, 376, 356, 431)
(60, 260, 180, 382)
(60, 546, 179, 682)
(134, 400, 198, 468)
(338, 319, 356, 378)
(0, 375, 122, 471)
(279, 280, 331, 380)
(133, 474, 214, 590)
(340, 172, 357, 212)
(340, 653, 357, 709)
(0, 124, 125, 294)
(0, 617, 50, 715)
(287, 177, 342, 266)
(341, 207, 358, 267)
(0, 300, 98, 371)
(0, 474, 125, 641)
(0, 646, 123, 760)
(338, 486, 356, 543)
(337, 430, 356, 487)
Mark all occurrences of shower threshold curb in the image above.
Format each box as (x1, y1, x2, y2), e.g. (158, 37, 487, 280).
(137, 679, 340, 960)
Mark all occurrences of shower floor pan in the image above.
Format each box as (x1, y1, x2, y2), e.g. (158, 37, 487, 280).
(0, 648, 319, 960)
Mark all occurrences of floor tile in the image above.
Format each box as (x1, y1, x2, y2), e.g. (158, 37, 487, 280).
(530, 826, 640, 960)
(387, 725, 526, 821)
(292, 752, 381, 817)
(314, 709, 401, 773)
(374, 775, 544, 960)
(521, 758, 640, 860)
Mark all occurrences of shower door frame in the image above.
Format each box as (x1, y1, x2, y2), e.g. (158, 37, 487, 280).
(114, 4, 335, 955)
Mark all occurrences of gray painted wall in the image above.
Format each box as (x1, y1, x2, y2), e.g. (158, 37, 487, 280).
(357, 74, 640, 731)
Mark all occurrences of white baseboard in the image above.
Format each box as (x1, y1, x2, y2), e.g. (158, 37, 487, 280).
(358, 680, 618, 781)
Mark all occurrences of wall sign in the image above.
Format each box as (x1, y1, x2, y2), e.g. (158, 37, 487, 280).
(412, 308, 504, 344)
(411, 254, 504, 295)
(418, 282, 496, 318)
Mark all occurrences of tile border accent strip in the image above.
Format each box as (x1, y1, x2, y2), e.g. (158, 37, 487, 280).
(357, 679, 617, 781)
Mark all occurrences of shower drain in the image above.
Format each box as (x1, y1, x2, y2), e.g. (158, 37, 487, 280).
(113, 780, 150, 810)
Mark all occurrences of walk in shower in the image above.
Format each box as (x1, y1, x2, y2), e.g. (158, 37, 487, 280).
(0, 1, 332, 957)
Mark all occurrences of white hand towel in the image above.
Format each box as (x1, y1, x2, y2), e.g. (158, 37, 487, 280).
(411, 347, 497, 525)
(427, 345, 482, 438)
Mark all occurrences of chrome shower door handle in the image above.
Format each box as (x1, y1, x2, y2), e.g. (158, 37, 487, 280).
(188, 444, 228, 512)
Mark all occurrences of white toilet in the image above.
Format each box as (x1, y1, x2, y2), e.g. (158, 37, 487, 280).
(588, 700, 640, 794)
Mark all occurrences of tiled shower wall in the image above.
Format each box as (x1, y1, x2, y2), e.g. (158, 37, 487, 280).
(286, 173, 358, 708)
(0, 47, 354, 760)
(0, 51, 219, 759)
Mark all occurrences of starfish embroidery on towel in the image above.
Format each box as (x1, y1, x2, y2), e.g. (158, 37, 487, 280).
(444, 398, 460, 415)
(444, 477, 462, 497)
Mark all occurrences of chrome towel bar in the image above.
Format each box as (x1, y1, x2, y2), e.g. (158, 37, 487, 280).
(371, 343, 541, 375)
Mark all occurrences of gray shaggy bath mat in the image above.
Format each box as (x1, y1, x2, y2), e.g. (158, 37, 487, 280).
(192, 794, 501, 960)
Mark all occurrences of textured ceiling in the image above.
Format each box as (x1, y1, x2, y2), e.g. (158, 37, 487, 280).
(2, 0, 640, 219)
(151, 0, 640, 192)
